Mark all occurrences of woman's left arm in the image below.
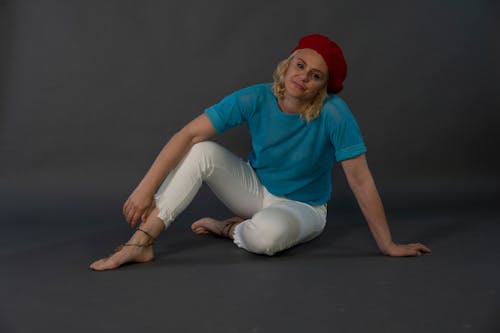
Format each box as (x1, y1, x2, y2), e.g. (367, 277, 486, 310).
(341, 154, 431, 257)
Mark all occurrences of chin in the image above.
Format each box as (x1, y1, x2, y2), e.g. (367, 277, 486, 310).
(287, 89, 313, 101)
(285, 83, 307, 98)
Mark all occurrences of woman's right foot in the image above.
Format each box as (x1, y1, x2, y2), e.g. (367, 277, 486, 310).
(191, 216, 244, 239)
(89, 243, 154, 271)
(90, 227, 158, 271)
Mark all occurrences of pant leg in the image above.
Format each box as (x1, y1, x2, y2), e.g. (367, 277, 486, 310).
(233, 199, 327, 256)
(154, 140, 326, 256)
(154, 141, 264, 228)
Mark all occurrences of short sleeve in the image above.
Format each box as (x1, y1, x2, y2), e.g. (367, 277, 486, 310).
(204, 86, 259, 133)
(324, 96, 367, 162)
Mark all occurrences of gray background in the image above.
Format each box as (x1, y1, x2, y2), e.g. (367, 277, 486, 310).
(2, 0, 499, 194)
(1, 0, 499, 248)
(1, 1, 500, 332)
(2, 0, 499, 248)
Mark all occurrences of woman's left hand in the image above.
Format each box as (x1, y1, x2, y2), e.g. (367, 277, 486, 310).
(382, 242, 432, 257)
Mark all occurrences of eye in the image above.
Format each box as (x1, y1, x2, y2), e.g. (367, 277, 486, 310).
(296, 61, 304, 69)
(312, 73, 322, 80)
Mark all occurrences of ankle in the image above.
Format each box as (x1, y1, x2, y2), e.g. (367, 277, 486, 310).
(130, 228, 155, 246)
(223, 221, 240, 239)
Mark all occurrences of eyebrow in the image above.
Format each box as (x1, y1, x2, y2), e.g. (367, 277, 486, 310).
(297, 57, 326, 76)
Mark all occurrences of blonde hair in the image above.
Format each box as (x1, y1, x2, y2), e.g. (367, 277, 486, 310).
(271, 52, 328, 122)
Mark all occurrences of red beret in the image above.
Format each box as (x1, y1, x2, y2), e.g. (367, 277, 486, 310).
(292, 34, 347, 94)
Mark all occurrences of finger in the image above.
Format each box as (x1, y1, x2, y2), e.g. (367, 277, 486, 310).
(141, 210, 151, 224)
(123, 200, 129, 217)
(399, 245, 420, 257)
(123, 196, 133, 212)
(131, 210, 143, 228)
(124, 202, 133, 219)
(141, 206, 150, 223)
(125, 205, 136, 222)
(402, 248, 420, 257)
(417, 246, 431, 253)
(125, 204, 139, 224)
(420, 244, 432, 253)
(142, 204, 154, 223)
(126, 209, 137, 226)
(124, 206, 132, 223)
(129, 212, 137, 228)
(411, 243, 432, 253)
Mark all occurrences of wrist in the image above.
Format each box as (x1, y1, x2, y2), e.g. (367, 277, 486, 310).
(136, 180, 156, 196)
(379, 240, 396, 255)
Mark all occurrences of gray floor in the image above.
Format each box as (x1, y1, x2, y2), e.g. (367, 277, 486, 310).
(1, 187, 499, 333)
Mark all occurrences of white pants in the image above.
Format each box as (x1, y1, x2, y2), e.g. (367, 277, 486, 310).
(154, 141, 327, 256)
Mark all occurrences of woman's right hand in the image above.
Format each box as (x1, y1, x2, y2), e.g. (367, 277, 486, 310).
(120, 114, 216, 228)
(123, 187, 154, 228)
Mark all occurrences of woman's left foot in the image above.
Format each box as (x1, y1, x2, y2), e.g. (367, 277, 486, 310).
(191, 216, 244, 239)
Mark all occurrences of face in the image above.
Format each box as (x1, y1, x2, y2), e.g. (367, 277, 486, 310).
(283, 48, 328, 101)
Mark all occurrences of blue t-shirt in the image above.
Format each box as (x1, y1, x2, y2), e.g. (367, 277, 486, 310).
(204, 83, 366, 205)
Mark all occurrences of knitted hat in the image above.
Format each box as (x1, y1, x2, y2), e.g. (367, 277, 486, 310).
(292, 34, 347, 93)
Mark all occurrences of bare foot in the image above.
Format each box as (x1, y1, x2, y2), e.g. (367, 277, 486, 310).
(191, 216, 245, 239)
(89, 227, 157, 271)
(90, 244, 154, 271)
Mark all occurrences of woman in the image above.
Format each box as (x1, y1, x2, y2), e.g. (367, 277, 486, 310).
(90, 34, 430, 271)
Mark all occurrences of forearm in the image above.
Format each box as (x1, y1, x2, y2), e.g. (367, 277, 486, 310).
(342, 155, 431, 257)
(136, 129, 195, 195)
(349, 174, 394, 253)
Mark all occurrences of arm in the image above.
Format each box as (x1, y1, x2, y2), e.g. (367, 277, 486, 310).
(341, 154, 431, 256)
(123, 113, 217, 227)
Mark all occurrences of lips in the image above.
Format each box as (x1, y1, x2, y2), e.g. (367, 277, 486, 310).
(291, 80, 305, 90)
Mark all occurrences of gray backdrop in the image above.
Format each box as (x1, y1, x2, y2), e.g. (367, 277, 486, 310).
(2, 3, 500, 332)
(1, 0, 499, 238)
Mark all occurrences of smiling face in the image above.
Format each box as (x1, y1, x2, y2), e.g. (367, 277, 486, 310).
(283, 48, 329, 102)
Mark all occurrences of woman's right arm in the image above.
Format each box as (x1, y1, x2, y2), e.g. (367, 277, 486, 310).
(123, 113, 217, 227)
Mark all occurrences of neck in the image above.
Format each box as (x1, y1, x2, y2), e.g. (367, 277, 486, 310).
(278, 95, 308, 115)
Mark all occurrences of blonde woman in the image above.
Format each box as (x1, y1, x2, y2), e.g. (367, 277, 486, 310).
(90, 34, 430, 271)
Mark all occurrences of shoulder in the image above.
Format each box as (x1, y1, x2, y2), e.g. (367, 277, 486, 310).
(221, 83, 274, 110)
(321, 94, 353, 120)
(319, 94, 362, 132)
(208, 83, 273, 118)
(228, 83, 272, 98)
(216, 83, 271, 104)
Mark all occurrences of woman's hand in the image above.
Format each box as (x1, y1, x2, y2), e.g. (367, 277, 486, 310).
(381, 242, 432, 257)
(123, 187, 155, 228)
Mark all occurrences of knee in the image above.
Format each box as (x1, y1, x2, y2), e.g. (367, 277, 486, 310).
(238, 208, 300, 256)
(187, 141, 219, 159)
(184, 141, 221, 173)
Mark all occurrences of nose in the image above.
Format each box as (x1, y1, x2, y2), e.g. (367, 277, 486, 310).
(298, 71, 309, 82)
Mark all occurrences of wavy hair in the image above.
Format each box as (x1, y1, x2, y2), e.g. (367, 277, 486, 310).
(271, 51, 328, 122)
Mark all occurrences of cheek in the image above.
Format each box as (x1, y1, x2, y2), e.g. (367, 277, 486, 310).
(285, 68, 296, 79)
(311, 81, 326, 93)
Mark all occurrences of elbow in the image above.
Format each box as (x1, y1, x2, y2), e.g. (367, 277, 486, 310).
(346, 169, 373, 192)
(177, 114, 216, 145)
(175, 127, 199, 146)
(347, 177, 366, 192)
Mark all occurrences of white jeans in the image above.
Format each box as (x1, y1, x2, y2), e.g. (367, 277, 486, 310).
(154, 141, 327, 256)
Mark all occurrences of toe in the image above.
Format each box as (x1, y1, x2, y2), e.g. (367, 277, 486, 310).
(90, 260, 101, 270)
(192, 227, 208, 235)
(90, 258, 113, 271)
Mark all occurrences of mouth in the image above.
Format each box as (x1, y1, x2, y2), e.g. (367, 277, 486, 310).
(291, 80, 305, 90)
